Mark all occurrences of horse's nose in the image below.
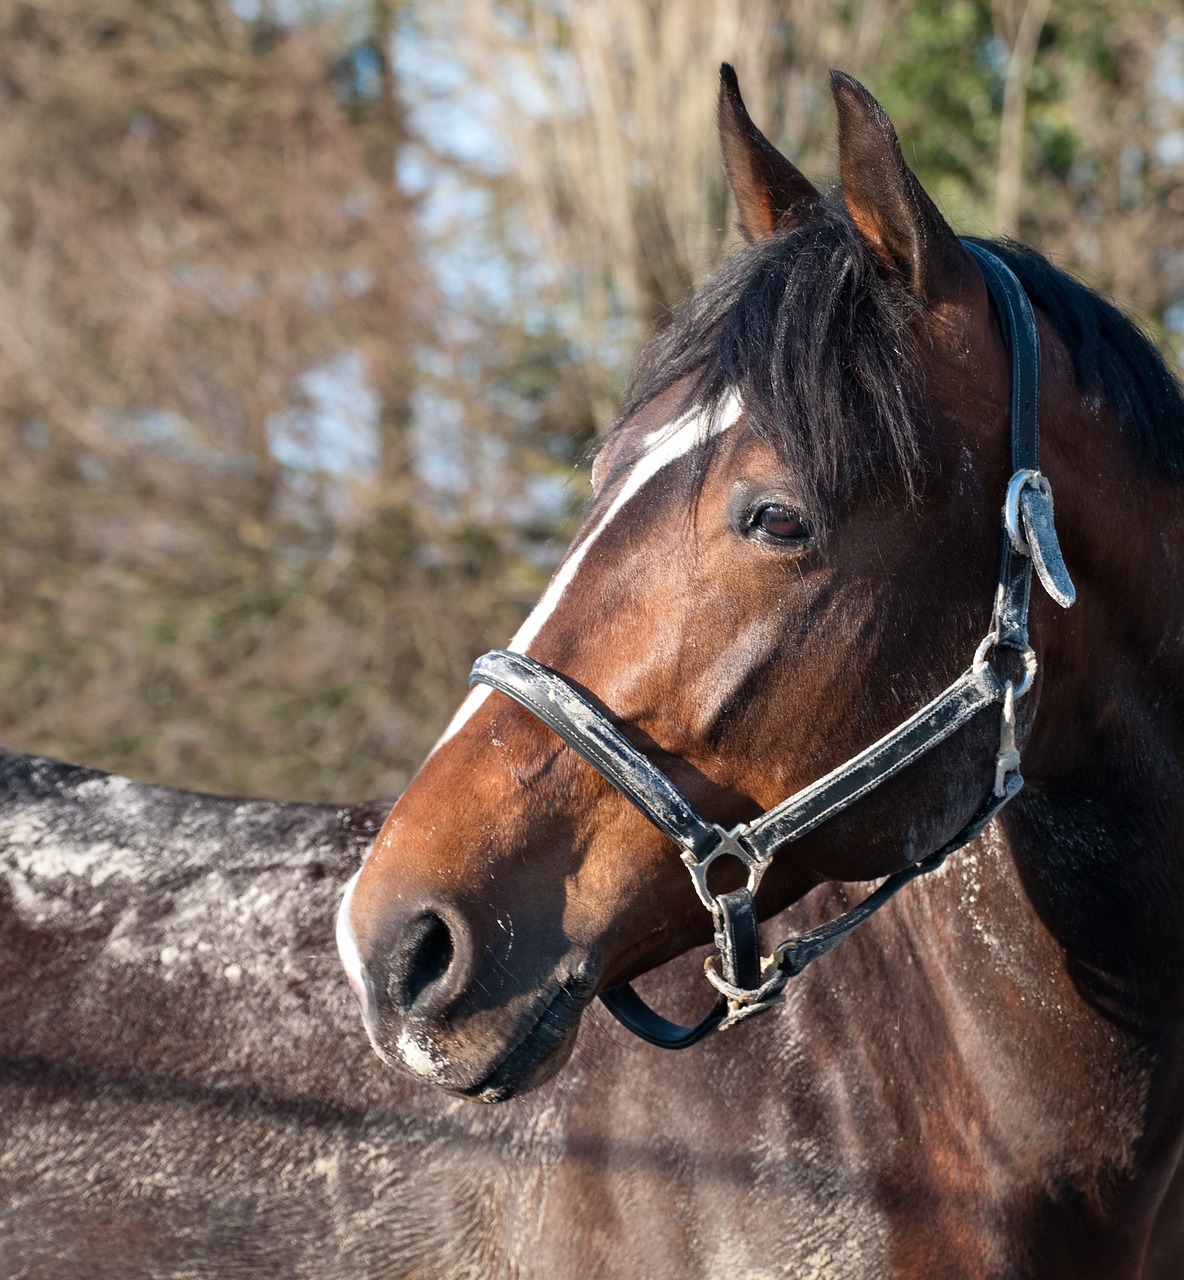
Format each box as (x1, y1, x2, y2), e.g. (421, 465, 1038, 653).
(363, 901, 476, 1026)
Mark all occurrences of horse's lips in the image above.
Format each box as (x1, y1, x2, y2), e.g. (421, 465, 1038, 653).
(465, 980, 593, 1103)
(383, 978, 594, 1103)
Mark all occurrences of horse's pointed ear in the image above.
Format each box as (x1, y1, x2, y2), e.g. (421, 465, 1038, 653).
(719, 64, 820, 242)
(831, 71, 973, 302)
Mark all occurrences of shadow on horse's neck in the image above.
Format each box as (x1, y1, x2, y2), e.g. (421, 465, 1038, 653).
(1006, 779, 1184, 1039)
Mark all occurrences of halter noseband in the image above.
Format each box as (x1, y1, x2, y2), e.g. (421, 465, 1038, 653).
(469, 244, 1077, 1049)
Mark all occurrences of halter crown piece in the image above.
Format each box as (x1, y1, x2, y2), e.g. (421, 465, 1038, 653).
(470, 244, 1076, 1049)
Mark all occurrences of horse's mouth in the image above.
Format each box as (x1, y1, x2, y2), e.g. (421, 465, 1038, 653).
(461, 979, 593, 1103)
(377, 973, 595, 1103)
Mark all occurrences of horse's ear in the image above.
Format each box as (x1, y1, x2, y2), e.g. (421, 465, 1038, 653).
(831, 71, 973, 302)
(719, 64, 820, 242)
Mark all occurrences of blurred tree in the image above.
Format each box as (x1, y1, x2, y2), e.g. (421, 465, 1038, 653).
(431, 0, 1184, 426)
(0, 0, 542, 799)
(427, 0, 912, 429)
(877, 1, 1184, 339)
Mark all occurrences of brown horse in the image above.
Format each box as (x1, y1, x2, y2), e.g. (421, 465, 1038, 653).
(339, 68, 1184, 1276)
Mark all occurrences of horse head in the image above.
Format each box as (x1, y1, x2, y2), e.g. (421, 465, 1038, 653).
(335, 70, 1148, 1101)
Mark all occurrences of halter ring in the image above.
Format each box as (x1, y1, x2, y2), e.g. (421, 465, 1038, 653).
(973, 631, 1038, 699)
(679, 823, 772, 911)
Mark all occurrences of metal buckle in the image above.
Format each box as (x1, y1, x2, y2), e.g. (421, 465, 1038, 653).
(679, 823, 772, 911)
(1007, 468, 1077, 609)
(1003, 468, 1050, 556)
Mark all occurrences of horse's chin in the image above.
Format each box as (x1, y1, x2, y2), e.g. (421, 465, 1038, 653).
(370, 978, 592, 1103)
(462, 1014, 582, 1103)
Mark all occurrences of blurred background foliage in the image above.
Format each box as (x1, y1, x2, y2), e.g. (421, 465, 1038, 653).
(0, 0, 1180, 801)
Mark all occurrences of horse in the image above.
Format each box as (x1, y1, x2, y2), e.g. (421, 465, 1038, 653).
(338, 66, 1184, 1277)
(3, 746, 891, 1277)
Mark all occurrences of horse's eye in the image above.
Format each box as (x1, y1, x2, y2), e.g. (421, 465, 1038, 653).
(751, 505, 809, 542)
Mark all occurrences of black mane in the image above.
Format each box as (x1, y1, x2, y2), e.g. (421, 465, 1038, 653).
(976, 238, 1184, 480)
(616, 205, 1184, 517)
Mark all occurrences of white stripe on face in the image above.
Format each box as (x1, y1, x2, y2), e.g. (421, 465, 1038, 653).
(431, 391, 743, 751)
(335, 868, 367, 1015)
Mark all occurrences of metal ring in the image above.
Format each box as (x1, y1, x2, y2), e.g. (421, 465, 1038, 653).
(972, 632, 1038, 699)
(680, 824, 771, 910)
(1012, 645, 1038, 699)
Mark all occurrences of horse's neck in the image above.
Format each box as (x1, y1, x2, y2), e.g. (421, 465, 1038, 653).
(778, 831, 1170, 1260)
(1024, 404, 1184, 1003)
(994, 752, 1184, 1219)
(815, 449, 1184, 1255)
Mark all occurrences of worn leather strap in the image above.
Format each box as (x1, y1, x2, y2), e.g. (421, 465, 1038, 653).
(714, 888, 763, 989)
(470, 650, 719, 858)
(473, 649, 1004, 870)
(964, 240, 1039, 652)
(744, 663, 1003, 852)
(472, 650, 1002, 861)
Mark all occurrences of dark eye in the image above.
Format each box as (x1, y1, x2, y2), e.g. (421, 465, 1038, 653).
(750, 504, 810, 542)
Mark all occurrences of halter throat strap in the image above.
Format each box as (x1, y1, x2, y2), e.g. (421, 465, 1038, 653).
(469, 244, 1075, 1048)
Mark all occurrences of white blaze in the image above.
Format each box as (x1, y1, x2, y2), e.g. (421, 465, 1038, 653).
(433, 391, 743, 750)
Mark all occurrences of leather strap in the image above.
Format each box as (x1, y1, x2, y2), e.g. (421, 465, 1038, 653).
(474, 649, 1005, 871)
(714, 888, 764, 989)
(964, 240, 1040, 652)
(744, 663, 1003, 852)
(598, 984, 726, 1048)
(963, 241, 1040, 475)
(470, 650, 719, 858)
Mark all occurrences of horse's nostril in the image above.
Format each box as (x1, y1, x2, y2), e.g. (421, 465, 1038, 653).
(396, 912, 456, 1013)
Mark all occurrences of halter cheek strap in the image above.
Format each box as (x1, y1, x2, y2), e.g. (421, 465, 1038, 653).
(469, 244, 1076, 1049)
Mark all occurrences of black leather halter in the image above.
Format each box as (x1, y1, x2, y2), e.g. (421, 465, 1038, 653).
(470, 243, 1077, 1049)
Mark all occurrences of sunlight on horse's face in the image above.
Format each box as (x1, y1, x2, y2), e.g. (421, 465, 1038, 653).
(338, 358, 1008, 1099)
